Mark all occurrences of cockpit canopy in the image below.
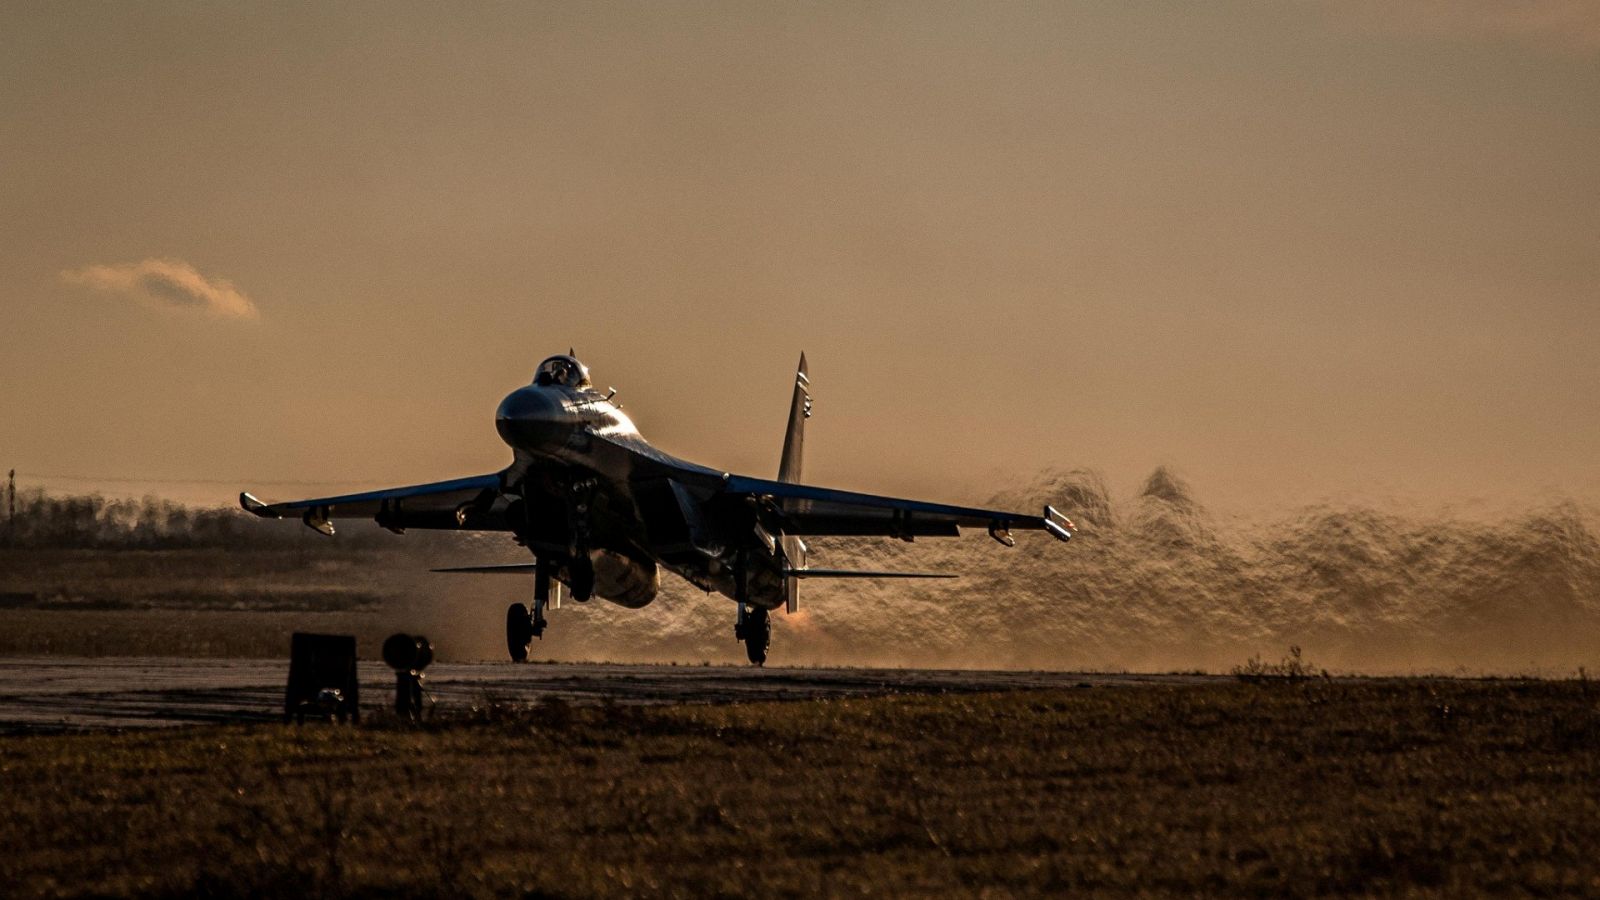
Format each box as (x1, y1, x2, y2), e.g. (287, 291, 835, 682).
(533, 355, 591, 389)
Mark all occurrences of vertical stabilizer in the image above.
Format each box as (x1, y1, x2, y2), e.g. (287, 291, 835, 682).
(778, 353, 810, 613)
(778, 352, 810, 484)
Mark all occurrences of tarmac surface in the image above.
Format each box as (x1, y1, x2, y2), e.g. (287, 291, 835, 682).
(0, 656, 1220, 733)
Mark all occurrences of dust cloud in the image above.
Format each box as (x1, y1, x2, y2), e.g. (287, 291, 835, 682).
(389, 469, 1600, 675)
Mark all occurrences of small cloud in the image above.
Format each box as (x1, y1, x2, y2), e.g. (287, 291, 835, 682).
(62, 258, 260, 320)
(1315, 0, 1600, 53)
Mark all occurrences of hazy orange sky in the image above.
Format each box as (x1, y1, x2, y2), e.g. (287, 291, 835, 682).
(3, 2, 1597, 510)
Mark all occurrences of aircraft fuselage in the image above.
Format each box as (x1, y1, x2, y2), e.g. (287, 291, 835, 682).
(240, 352, 1071, 664)
(494, 380, 786, 609)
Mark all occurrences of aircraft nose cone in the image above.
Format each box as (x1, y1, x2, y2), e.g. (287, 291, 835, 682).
(496, 387, 572, 451)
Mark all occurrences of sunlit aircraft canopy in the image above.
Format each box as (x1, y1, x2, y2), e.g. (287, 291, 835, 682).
(533, 355, 591, 388)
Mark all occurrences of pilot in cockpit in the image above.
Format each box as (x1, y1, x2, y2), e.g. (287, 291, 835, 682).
(533, 355, 591, 389)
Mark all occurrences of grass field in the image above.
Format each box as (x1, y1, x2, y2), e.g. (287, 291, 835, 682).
(0, 548, 397, 613)
(0, 547, 407, 657)
(4, 679, 1598, 897)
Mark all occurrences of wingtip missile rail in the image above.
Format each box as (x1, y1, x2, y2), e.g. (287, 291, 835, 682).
(1043, 505, 1075, 543)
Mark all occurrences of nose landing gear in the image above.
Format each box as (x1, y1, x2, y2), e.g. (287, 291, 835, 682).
(506, 560, 558, 662)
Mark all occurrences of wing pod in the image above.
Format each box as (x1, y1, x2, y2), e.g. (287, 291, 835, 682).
(987, 523, 1015, 547)
(302, 505, 335, 536)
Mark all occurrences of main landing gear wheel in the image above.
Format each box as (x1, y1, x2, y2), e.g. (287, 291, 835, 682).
(506, 603, 534, 663)
(569, 554, 595, 602)
(739, 606, 771, 667)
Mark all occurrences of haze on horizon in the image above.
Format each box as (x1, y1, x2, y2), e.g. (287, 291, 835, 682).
(3, 1, 1597, 513)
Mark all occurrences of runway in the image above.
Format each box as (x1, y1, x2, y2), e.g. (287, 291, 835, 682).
(0, 656, 1218, 733)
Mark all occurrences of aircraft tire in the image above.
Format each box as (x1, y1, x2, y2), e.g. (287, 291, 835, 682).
(743, 607, 770, 667)
(570, 555, 596, 602)
(506, 603, 533, 663)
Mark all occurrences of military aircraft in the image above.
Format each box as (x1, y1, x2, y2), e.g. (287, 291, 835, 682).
(241, 353, 1073, 665)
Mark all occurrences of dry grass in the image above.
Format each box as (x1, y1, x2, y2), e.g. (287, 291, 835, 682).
(0, 548, 392, 612)
(3, 680, 1598, 897)
(0, 548, 402, 657)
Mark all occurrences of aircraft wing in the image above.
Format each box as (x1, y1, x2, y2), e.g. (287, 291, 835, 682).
(720, 474, 1072, 545)
(239, 473, 503, 535)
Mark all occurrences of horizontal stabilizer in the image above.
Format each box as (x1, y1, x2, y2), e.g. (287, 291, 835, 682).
(787, 568, 957, 579)
(431, 563, 540, 574)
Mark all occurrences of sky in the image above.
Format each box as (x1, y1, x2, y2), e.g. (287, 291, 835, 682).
(3, 1, 1598, 511)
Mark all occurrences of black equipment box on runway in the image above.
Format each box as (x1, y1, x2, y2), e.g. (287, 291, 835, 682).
(285, 632, 360, 724)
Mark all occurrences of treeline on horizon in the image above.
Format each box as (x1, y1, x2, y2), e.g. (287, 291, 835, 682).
(0, 489, 395, 550)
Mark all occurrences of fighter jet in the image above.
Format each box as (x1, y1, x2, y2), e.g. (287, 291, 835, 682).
(241, 353, 1073, 665)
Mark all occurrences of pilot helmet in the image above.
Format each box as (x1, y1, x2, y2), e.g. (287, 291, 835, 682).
(534, 355, 590, 388)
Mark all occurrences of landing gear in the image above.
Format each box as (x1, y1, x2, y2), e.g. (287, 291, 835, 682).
(568, 553, 595, 602)
(730, 558, 770, 666)
(532, 564, 552, 638)
(506, 602, 533, 663)
(735, 605, 771, 667)
(506, 562, 559, 662)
